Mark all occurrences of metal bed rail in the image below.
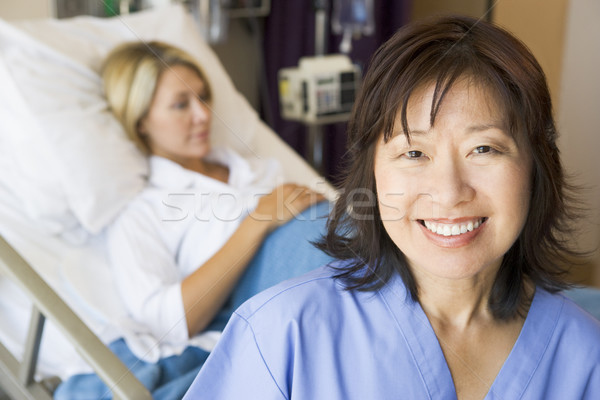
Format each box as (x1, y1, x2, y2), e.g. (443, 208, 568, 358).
(0, 236, 152, 400)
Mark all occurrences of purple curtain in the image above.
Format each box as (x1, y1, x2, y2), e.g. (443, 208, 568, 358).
(261, 0, 412, 184)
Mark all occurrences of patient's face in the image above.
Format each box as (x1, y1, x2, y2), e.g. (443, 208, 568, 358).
(139, 65, 212, 164)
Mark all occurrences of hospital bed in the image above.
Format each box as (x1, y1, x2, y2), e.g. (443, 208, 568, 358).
(0, 4, 333, 398)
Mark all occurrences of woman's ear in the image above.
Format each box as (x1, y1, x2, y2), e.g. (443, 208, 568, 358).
(137, 119, 148, 136)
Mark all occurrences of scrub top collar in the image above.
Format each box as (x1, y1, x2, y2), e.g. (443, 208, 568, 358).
(378, 274, 560, 399)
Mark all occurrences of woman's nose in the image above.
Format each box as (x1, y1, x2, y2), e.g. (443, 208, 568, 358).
(191, 97, 210, 123)
(429, 155, 475, 209)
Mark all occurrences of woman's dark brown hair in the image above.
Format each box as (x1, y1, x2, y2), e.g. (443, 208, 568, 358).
(319, 15, 582, 320)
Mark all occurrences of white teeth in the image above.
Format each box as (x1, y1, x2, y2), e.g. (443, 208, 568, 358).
(422, 218, 484, 237)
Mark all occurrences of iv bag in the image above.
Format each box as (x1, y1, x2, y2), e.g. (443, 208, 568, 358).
(332, 0, 374, 37)
(332, 0, 374, 53)
(192, 0, 229, 43)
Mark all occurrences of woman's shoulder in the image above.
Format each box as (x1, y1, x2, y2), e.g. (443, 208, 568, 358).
(234, 264, 346, 320)
(208, 146, 283, 188)
(556, 291, 600, 337)
(107, 185, 178, 239)
(233, 262, 385, 327)
(563, 286, 600, 321)
(522, 288, 600, 395)
(110, 188, 159, 225)
(537, 288, 600, 351)
(231, 261, 410, 340)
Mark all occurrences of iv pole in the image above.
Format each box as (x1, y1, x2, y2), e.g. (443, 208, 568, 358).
(306, 0, 329, 173)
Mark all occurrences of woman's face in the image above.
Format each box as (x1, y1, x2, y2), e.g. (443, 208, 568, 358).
(139, 65, 212, 164)
(374, 80, 532, 282)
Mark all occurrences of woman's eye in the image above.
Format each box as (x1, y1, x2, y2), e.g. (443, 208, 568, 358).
(404, 150, 425, 159)
(473, 145, 493, 154)
(173, 101, 189, 110)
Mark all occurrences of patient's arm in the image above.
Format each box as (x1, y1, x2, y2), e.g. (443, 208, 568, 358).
(182, 183, 324, 337)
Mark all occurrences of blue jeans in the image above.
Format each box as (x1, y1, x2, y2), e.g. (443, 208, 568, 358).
(53, 339, 210, 400)
(54, 201, 334, 399)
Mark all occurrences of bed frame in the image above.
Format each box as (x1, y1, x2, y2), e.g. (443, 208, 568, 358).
(0, 236, 152, 400)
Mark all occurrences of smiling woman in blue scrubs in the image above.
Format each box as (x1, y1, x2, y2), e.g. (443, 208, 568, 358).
(183, 15, 600, 399)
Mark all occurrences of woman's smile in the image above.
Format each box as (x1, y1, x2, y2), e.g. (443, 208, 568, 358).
(418, 217, 488, 248)
(422, 217, 485, 236)
(189, 130, 209, 142)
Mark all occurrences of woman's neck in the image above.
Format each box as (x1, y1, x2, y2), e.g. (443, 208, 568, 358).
(415, 266, 499, 330)
(182, 158, 210, 175)
(183, 158, 229, 184)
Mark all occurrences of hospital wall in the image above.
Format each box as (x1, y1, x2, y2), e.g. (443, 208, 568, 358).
(555, 0, 600, 288)
(0, 0, 54, 19)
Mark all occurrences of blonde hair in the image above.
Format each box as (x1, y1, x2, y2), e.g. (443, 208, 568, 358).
(101, 40, 212, 153)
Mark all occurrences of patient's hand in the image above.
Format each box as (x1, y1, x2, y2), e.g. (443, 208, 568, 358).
(251, 184, 325, 229)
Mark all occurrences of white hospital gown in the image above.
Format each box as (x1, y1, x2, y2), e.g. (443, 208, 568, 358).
(184, 264, 600, 399)
(107, 147, 282, 360)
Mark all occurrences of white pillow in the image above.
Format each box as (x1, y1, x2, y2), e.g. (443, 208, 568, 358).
(0, 4, 259, 236)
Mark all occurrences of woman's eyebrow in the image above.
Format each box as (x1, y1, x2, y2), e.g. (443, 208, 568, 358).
(407, 129, 428, 136)
(392, 123, 509, 139)
(170, 87, 190, 96)
(391, 128, 428, 138)
(465, 123, 509, 136)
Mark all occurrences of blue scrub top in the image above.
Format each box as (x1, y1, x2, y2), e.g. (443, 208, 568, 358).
(184, 264, 600, 399)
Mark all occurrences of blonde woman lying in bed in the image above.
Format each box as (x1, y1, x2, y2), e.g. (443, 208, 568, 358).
(54, 41, 333, 400)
